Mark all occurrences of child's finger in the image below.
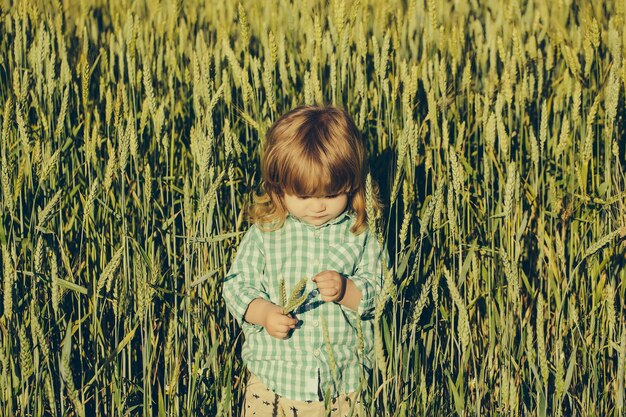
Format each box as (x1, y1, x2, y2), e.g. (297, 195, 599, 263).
(315, 280, 339, 291)
(319, 285, 337, 294)
(278, 315, 298, 327)
(312, 271, 333, 282)
(313, 274, 334, 285)
(272, 331, 289, 339)
(320, 294, 336, 302)
(320, 287, 338, 296)
(271, 324, 291, 336)
(313, 279, 326, 288)
(278, 324, 293, 333)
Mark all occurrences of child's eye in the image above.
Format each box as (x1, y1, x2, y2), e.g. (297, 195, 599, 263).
(296, 193, 342, 200)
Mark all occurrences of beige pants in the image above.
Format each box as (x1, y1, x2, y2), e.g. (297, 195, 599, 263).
(242, 373, 365, 417)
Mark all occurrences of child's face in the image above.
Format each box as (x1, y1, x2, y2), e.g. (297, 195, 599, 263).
(283, 193, 348, 226)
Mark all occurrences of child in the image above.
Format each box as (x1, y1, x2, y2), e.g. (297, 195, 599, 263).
(222, 105, 384, 416)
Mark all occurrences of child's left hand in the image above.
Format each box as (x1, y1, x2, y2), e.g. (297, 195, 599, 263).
(312, 271, 346, 302)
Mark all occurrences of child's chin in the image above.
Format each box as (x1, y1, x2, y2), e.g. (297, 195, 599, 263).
(307, 216, 328, 225)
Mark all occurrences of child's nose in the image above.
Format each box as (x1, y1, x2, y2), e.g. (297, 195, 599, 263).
(311, 198, 326, 212)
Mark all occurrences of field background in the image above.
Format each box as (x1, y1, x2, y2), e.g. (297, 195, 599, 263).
(1, 0, 626, 415)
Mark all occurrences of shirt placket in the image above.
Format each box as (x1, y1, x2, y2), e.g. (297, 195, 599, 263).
(303, 222, 326, 397)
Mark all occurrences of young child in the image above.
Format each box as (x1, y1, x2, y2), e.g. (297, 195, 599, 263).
(222, 105, 384, 416)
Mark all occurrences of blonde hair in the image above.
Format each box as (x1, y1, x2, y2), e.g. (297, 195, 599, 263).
(249, 105, 379, 234)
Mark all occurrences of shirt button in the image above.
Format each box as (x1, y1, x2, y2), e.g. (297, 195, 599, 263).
(313, 349, 321, 357)
(312, 320, 319, 327)
(314, 230, 321, 237)
(311, 289, 319, 296)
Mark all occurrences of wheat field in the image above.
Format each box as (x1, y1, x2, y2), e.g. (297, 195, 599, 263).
(0, 0, 625, 415)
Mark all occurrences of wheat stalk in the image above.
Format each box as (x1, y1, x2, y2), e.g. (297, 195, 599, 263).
(29, 302, 48, 362)
(496, 112, 510, 159)
(281, 277, 308, 314)
(555, 116, 570, 158)
(97, 245, 124, 295)
(529, 127, 539, 171)
(37, 190, 62, 230)
(48, 248, 60, 317)
(374, 317, 386, 375)
(262, 58, 276, 111)
(584, 227, 626, 258)
(32, 223, 46, 272)
(398, 208, 412, 252)
(321, 316, 339, 386)
(444, 267, 470, 354)
(432, 183, 444, 230)
(390, 124, 411, 203)
(82, 181, 99, 231)
(485, 112, 496, 152)
(1, 152, 13, 214)
(103, 141, 117, 194)
(54, 86, 69, 140)
(38, 148, 59, 185)
(504, 162, 516, 219)
(603, 283, 616, 339)
(2, 245, 14, 320)
(374, 268, 394, 375)
(408, 274, 432, 336)
(16, 102, 30, 156)
(278, 276, 287, 307)
(164, 312, 177, 367)
(112, 272, 121, 321)
(144, 162, 152, 204)
(184, 176, 193, 232)
(502, 65, 514, 107)
(536, 294, 549, 386)
(80, 55, 90, 111)
(237, 4, 250, 48)
(105, 87, 113, 128)
(449, 146, 464, 198)
(539, 102, 548, 155)
(44, 372, 56, 412)
(555, 337, 565, 402)
(143, 67, 157, 116)
(616, 327, 626, 411)
(195, 169, 226, 224)
(525, 325, 536, 369)
(572, 81, 582, 126)
(500, 370, 510, 412)
(60, 349, 84, 417)
(19, 327, 33, 380)
(128, 115, 138, 161)
(447, 185, 458, 240)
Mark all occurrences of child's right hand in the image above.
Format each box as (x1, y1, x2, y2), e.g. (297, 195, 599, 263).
(262, 304, 298, 339)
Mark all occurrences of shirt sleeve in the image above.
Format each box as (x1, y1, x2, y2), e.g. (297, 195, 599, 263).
(222, 225, 268, 332)
(347, 229, 386, 318)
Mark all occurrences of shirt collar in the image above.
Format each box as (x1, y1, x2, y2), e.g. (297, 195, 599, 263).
(287, 210, 352, 229)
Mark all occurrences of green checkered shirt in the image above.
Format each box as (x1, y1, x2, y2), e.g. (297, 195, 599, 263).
(222, 211, 384, 401)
